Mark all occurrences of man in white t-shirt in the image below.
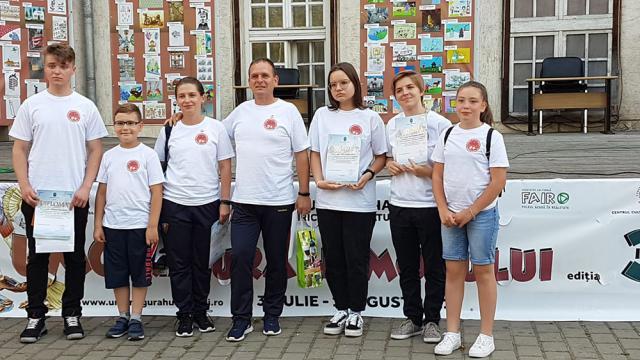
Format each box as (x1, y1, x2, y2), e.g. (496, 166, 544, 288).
(10, 44, 108, 343)
(223, 58, 311, 342)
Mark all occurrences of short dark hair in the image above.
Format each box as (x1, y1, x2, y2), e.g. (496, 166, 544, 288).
(44, 43, 75, 64)
(114, 103, 142, 122)
(248, 57, 277, 76)
(327, 62, 365, 111)
(175, 76, 205, 97)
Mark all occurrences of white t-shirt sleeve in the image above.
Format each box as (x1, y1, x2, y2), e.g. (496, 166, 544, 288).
(96, 154, 108, 184)
(146, 150, 165, 186)
(370, 113, 388, 156)
(85, 104, 108, 141)
(216, 123, 235, 160)
(290, 108, 310, 153)
(489, 130, 510, 168)
(154, 128, 166, 161)
(222, 110, 237, 140)
(431, 130, 446, 163)
(308, 112, 320, 152)
(385, 117, 394, 158)
(8, 102, 33, 141)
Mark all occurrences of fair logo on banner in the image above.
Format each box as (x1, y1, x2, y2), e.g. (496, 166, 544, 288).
(520, 188, 570, 210)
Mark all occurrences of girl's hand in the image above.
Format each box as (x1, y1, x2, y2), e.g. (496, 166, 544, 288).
(385, 160, 406, 176)
(219, 203, 231, 224)
(163, 112, 183, 126)
(404, 159, 431, 178)
(439, 209, 458, 227)
(93, 227, 105, 243)
(349, 172, 373, 191)
(452, 208, 475, 228)
(317, 180, 346, 191)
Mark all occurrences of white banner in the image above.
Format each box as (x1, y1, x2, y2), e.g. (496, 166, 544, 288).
(0, 179, 639, 320)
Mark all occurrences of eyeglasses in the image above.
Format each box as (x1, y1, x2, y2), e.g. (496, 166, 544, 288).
(329, 80, 351, 90)
(114, 121, 141, 128)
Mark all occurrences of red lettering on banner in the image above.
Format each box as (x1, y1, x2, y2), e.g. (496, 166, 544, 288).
(539, 248, 554, 281)
(465, 248, 553, 282)
(511, 248, 537, 282)
(369, 249, 398, 281)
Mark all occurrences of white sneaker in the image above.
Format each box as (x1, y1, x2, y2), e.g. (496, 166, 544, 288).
(323, 310, 348, 335)
(468, 333, 495, 358)
(344, 313, 364, 337)
(434, 332, 462, 355)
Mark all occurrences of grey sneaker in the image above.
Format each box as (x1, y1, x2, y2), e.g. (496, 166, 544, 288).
(390, 319, 422, 340)
(422, 322, 442, 343)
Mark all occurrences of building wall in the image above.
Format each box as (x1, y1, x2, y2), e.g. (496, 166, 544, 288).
(619, 1, 640, 125)
(44, 0, 640, 140)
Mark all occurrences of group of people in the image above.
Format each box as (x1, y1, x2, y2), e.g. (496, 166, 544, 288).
(9, 43, 508, 358)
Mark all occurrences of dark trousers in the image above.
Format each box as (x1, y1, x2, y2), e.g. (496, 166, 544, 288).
(230, 202, 294, 321)
(389, 205, 445, 325)
(22, 202, 89, 319)
(160, 199, 219, 316)
(316, 209, 376, 312)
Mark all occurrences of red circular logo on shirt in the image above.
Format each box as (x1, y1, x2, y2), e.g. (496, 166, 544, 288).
(127, 160, 140, 173)
(195, 133, 208, 145)
(264, 117, 278, 130)
(67, 110, 81, 122)
(349, 124, 362, 135)
(466, 139, 481, 152)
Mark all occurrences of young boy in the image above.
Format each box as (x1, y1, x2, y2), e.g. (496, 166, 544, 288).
(11, 44, 107, 343)
(93, 104, 163, 341)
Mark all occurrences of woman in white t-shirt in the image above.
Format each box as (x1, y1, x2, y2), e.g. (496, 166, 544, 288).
(309, 62, 387, 338)
(431, 81, 509, 358)
(153, 77, 235, 337)
(385, 71, 450, 343)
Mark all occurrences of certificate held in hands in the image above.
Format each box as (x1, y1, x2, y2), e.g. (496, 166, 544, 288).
(325, 134, 361, 184)
(394, 116, 428, 165)
(33, 190, 75, 253)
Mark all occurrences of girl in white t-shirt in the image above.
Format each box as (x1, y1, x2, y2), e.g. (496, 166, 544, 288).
(431, 81, 509, 358)
(309, 62, 387, 338)
(385, 71, 450, 342)
(153, 77, 235, 337)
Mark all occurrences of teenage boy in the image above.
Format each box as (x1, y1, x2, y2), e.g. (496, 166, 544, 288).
(94, 104, 163, 341)
(222, 58, 311, 342)
(10, 44, 108, 343)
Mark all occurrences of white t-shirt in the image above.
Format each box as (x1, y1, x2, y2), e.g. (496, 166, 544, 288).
(309, 106, 387, 212)
(8, 90, 108, 192)
(223, 99, 309, 206)
(154, 117, 235, 206)
(386, 111, 451, 208)
(431, 123, 509, 212)
(97, 144, 164, 229)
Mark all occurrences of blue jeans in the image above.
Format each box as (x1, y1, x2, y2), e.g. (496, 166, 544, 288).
(441, 207, 500, 265)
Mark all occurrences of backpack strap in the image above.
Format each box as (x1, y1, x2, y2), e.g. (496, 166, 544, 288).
(485, 127, 494, 160)
(443, 125, 454, 145)
(162, 124, 173, 173)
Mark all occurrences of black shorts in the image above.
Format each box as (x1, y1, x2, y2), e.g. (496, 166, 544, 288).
(103, 227, 153, 289)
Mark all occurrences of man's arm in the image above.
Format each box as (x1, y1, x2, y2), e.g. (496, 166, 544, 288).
(12, 139, 39, 207)
(295, 150, 311, 215)
(72, 139, 103, 208)
(93, 183, 107, 243)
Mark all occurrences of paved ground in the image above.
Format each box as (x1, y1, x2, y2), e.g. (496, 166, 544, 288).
(0, 316, 638, 359)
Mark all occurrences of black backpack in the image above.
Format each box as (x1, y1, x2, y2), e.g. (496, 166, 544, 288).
(161, 124, 173, 173)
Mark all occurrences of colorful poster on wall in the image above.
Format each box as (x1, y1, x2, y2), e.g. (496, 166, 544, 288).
(359, 0, 475, 122)
(108, 1, 217, 122)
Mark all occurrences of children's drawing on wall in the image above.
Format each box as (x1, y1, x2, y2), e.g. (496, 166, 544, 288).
(367, 45, 385, 73)
(393, 23, 417, 40)
(47, 0, 67, 15)
(392, 1, 417, 17)
(144, 55, 161, 79)
(52, 16, 68, 41)
(146, 80, 163, 101)
(445, 71, 471, 90)
(420, 56, 443, 74)
(144, 28, 160, 54)
(420, 36, 444, 52)
(0, 24, 20, 41)
(444, 22, 471, 41)
(118, 28, 135, 53)
(117, 3, 134, 26)
(422, 9, 441, 32)
(446, 48, 471, 64)
(27, 27, 44, 51)
(365, 7, 389, 24)
(118, 57, 135, 81)
(449, 0, 472, 17)
(196, 7, 211, 31)
(367, 26, 389, 44)
(2, 44, 21, 70)
(120, 83, 143, 102)
(24, 6, 45, 24)
(169, 2, 185, 22)
(392, 44, 417, 62)
(366, 75, 384, 97)
(139, 9, 164, 29)
(168, 23, 184, 47)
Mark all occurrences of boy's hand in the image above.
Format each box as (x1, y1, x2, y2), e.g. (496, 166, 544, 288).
(71, 186, 91, 209)
(164, 112, 183, 126)
(385, 160, 406, 176)
(146, 226, 159, 246)
(219, 203, 230, 224)
(94, 227, 105, 243)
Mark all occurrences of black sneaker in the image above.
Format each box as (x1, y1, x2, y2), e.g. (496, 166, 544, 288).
(193, 312, 215, 333)
(175, 315, 194, 337)
(63, 316, 85, 340)
(20, 318, 47, 343)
